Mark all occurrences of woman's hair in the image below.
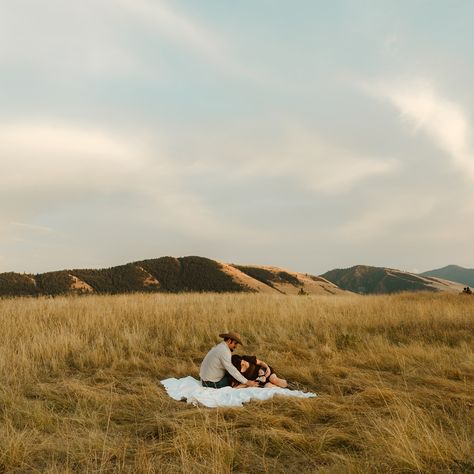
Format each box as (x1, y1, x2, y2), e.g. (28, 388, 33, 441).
(231, 354, 242, 370)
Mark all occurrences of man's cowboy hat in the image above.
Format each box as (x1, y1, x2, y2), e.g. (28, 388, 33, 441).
(219, 331, 244, 345)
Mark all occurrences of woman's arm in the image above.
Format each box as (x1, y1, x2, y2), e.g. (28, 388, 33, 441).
(256, 359, 271, 377)
(220, 350, 248, 384)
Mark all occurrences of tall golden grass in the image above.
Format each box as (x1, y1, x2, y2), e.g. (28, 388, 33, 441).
(0, 292, 472, 473)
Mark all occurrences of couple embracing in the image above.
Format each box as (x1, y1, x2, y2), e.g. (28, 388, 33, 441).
(199, 331, 288, 389)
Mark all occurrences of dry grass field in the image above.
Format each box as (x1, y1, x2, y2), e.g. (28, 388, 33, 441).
(0, 292, 472, 473)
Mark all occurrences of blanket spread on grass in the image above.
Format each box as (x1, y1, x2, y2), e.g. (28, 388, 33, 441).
(161, 376, 316, 408)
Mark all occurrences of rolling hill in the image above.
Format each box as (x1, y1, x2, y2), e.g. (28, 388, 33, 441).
(0, 256, 346, 297)
(420, 264, 474, 287)
(320, 265, 465, 294)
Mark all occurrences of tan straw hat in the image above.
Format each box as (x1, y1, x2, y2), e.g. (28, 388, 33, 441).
(219, 331, 243, 345)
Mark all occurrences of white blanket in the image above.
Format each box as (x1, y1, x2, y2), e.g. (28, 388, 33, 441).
(161, 376, 316, 408)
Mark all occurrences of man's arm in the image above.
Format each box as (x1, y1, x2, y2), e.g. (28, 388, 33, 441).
(220, 353, 249, 384)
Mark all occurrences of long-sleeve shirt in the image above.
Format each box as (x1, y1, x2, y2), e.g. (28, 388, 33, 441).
(199, 341, 248, 384)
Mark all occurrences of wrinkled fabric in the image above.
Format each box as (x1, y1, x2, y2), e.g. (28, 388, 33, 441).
(160, 376, 316, 408)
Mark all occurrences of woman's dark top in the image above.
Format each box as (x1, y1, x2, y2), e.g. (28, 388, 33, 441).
(230, 354, 274, 387)
(240, 355, 260, 380)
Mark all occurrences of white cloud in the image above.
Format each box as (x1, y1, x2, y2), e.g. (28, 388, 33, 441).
(0, 121, 147, 191)
(339, 194, 437, 241)
(0, 1, 144, 78)
(0, 0, 257, 82)
(370, 78, 474, 179)
(0, 119, 270, 243)
(10, 222, 53, 235)
(117, 0, 221, 57)
(197, 124, 399, 194)
(115, 0, 252, 78)
(146, 191, 271, 243)
(0, 222, 53, 245)
(273, 127, 399, 194)
(0, 122, 140, 160)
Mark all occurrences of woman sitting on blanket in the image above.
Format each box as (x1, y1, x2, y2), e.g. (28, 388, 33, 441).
(231, 354, 288, 388)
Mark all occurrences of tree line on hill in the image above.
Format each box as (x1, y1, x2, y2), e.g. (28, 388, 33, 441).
(0, 257, 251, 297)
(1, 258, 473, 298)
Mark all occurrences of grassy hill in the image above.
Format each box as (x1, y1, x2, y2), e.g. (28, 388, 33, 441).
(0, 292, 472, 472)
(0, 257, 345, 297)
(321, 265, 465, 294)
(0, 272, 38, 296)
(421, 264, 474, 287)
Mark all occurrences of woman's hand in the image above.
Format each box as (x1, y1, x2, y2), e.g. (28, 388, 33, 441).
(257, 359, 271, 378)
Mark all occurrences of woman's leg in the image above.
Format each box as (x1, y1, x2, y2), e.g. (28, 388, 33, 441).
(268, 373, 288, 388)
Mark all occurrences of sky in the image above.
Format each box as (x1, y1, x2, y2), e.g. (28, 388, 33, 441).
(1, 0, 473, 275)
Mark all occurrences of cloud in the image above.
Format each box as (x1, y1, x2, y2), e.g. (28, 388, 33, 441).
(0, 121, 147, 191)
(117, 0, 220, 57)
(0, 222, 53, 245)
(0, 0, 258, 83)
(10, 222, 53, 235)
(115, 0, 252, 78)
(0, 119, 270, 243)
(370, 78, 474, 179)
(0, 1, 144, 78)
(0, 120, 150, 241)
(265, 126, 399, 194)
(192, 123, 399, 194)
(339, 194, 437, 241)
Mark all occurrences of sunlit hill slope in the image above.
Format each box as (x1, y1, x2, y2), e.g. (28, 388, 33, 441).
(0, 256, 345, 297)
(321, 265, 465, 294)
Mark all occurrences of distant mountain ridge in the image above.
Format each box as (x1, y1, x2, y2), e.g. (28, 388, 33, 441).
(420, 265, 474, 287)
(2, 258, 468, 298)
(0, 256, 345, 297)
(321, 265, 465, 295)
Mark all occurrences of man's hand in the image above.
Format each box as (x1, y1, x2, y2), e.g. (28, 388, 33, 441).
(245, 380, 259, 387)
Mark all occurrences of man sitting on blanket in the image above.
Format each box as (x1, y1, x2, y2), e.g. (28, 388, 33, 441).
(200, 331, 259, 388)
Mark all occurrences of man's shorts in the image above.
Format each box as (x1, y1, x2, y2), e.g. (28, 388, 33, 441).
(201, 373, 232, 388)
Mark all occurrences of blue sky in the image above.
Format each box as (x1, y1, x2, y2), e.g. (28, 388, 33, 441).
(1, 1, 473, 274)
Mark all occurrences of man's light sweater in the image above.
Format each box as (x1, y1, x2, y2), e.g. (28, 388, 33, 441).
(200, 341, 248, 384)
